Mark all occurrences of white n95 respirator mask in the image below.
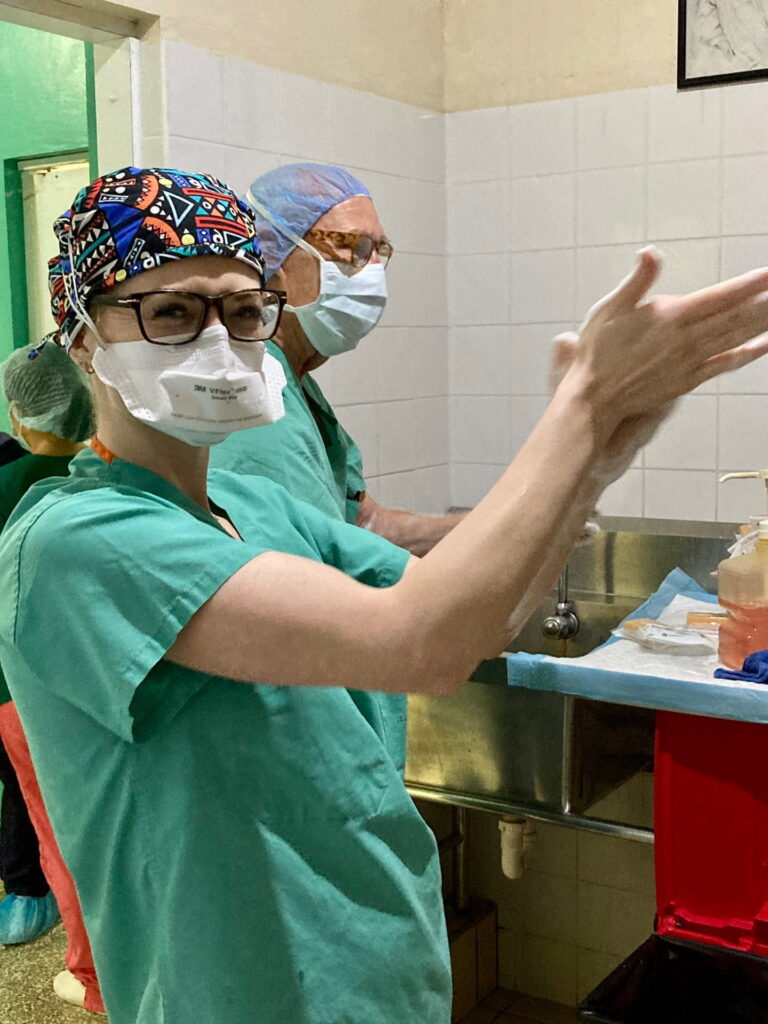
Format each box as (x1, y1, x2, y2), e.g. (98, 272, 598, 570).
(91, 325, 286, 446)
(246, 191, 388, 357)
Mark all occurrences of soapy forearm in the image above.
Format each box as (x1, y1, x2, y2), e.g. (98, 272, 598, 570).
(392, 381, 604, 679)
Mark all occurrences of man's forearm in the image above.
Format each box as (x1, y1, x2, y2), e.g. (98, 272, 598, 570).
(356, 499, 465, 557)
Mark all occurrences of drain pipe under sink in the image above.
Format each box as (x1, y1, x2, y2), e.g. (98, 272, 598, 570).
(498, 817, 535, 880)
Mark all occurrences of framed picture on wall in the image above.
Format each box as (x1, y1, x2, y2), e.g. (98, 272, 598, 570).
(678, 0, 768, 88)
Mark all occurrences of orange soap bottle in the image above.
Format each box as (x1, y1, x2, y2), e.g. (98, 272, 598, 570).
(718, 518, 768, 670)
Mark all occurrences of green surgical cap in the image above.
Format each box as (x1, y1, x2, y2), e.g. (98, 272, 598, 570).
(1, 340, 93, 443)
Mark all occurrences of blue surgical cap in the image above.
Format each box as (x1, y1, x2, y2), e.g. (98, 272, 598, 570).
(243, 163, 371, 278)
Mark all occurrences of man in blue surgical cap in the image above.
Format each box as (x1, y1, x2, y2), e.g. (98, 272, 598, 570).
(210, 162, 463, 557)
(210, 162, 464, 778)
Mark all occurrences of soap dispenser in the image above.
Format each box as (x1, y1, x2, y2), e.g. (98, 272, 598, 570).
(718, 518, 768, 669)
(719, 471, 768, 556)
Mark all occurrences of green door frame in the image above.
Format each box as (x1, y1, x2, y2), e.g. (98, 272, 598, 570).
(4, 41, 98, 352)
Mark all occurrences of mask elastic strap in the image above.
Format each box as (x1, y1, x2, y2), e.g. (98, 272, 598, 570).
(61, 231, 107, 349)
(245, 190, 325, 264)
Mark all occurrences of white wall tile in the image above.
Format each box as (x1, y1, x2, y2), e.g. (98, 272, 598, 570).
(723, 80, 768, 155)
(384, 254, 446, 327)
(413, 109, 445, 184)
(378, 398, 420, 474)
(719, 350, 768, 394)
(575, 244, 638, 314)
(408, 327, 448, 398)
(652, 238, 720, 294)
(225, 147, 282, 197)
(374, 327, 419, 401)
(447, 181, 509, 254)
(721, 234, 768, 278)
(451, 396, 510, 464)
(365, 174, 445, 256)
(275, 71, 332, 163)
(526, 822, 578, 880)
(450, 462, 505, 508)
(509, 323, 570, 395)
(323, 86, 382, 172)
(577, 167, 646, 246)
(370, 470, 416, 510)
(337, 402, 379, 477)
(599, 470, 644, 518)
(719, 395, 768, 469)
(577, 883, 655, 958)
(510, 99, 577, 178)
(577, 833, 655, 896)
(417, 396, 449, 467)
(717, 472, 768, 523)
(509, 174, 576, 251)
(577, 90, 648, 169)
(648, 84, 722, 163)
(221, 58, 282, 154)
(510, 250, 576, 323)
(411, 464, 450, 515)
(517, 935, 579, 1006)
(329, 338, 380, 406)
(446, 107, 509, 183)
(166, 136, 231, 183)
(647, 160, 721, 241)
(448, 254, 509, 326)
(372, 96, 418, 178)
(644, 470, 717, 521)
(450, 326, 513, 395)
(518, 872, 579, 945)
(165, 42, 223, 143)
(644, 396, 718, 471)
(723, 155, 768, 236)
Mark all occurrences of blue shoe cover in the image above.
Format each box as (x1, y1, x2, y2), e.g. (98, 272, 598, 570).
(0, 891, 60, 945)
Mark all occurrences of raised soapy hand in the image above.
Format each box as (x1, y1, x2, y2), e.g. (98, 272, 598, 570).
(551, 248, 768, 484)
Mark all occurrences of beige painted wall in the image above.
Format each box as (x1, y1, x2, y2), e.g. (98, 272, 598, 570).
(7, 0, 682, 111)
(443, 0, 678, 111)
(20, 0, 445, 108)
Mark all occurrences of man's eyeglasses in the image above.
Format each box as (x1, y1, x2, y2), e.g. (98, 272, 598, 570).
(90, 289, 287, 346)
(304, 229, 393, 270)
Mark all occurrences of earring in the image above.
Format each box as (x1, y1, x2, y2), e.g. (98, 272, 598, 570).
(85, 365, 95, 375)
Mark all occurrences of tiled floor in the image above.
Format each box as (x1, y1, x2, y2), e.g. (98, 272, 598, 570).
(460, 988, 579, 1024)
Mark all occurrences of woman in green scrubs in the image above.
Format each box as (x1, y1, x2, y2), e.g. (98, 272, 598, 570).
(2, 166, 768, 1024)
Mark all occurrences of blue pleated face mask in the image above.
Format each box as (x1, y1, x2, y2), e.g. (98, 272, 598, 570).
(246, 191, 388, 357)
(285, 255, 387, 358)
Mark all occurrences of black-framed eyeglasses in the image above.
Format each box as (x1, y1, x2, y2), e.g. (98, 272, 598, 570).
(89, 289, 287, 345)
(304, 229, 394, 269)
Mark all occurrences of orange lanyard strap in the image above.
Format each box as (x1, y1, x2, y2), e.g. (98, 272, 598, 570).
(91, 436, 118, 464)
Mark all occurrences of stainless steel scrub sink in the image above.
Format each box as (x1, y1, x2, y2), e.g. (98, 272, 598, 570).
(405, 518, 736, 835)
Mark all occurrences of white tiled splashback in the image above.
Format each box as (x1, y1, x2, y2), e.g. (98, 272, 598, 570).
(161, 41, 768, 524)
(163, 41, 449, 514)
(447, 81, 768, 524)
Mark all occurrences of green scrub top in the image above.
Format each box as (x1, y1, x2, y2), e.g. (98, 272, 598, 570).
(211, 343, 408, 776)
(0, 453, 75, 705)
(211, 343, 366, 524)
(0, 450, 451, 1024)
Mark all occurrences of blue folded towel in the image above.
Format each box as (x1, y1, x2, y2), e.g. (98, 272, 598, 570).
(715, 650, 768, 684)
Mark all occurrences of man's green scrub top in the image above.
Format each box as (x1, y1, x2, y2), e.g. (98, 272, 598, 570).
(0, 450, 451, 1024)
(211, 343, 365, 524)
(211, 343, 408, 775)
(0, 452, 74, 704)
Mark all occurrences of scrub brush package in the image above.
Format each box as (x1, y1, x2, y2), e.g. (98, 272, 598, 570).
(613, 618, 716, 656)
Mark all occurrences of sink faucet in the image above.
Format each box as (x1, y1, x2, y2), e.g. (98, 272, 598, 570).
(542, 564, 580, 640)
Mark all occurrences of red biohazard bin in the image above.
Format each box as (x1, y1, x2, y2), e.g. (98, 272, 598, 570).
(579, 711, 768, 1024)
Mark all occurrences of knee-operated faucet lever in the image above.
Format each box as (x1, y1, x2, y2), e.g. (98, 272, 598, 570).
(542, 564, 580, 640)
